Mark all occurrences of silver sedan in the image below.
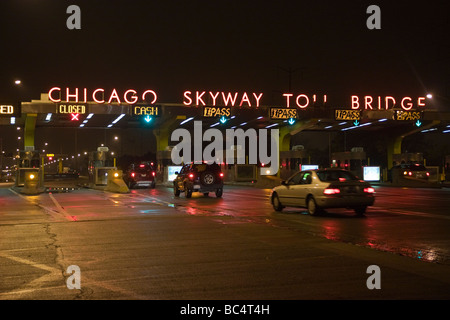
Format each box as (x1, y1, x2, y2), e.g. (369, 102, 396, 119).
(271, 169, 375, 216)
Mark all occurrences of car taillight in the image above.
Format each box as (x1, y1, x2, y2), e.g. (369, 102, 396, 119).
(131, 172, 135, 177)
(426, 172, 430, 176)
(189, 173, 194, 179)
(364, 187, 375, 193)
(408, 171, 412, 176)
(324, 188, 340, 195)
(152, 171, 156, 176)
(219, 172, 224, 178)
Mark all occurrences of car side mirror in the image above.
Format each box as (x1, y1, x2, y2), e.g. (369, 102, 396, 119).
(175, 172, 178, 175)
(281, 180, 287, 186)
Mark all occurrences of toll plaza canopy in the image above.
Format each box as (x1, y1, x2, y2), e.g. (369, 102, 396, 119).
(1, 90, 449, 172)
(2, 91, 449, 132)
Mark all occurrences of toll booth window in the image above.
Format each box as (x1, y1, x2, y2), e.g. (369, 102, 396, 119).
(194, 164, 207, 172)
(350, 159, 360, 171)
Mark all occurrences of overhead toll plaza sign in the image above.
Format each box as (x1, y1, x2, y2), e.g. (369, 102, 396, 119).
(270, 107, 298, 120)
(132, 105, 160, 117)
(0, 104, 20, 117)
(57, 103, 87, 114)
(203, 106, 231, 118)
(334, 109, 361, 121)
(394, 110, 422, 121)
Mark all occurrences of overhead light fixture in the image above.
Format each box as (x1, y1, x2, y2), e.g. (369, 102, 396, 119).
(112, 114, 125, 124)
(86, 113, 94, 119)
(266, 123, 279, 128)
(45, 113, 52, 121)
(180, 117, 194, 125)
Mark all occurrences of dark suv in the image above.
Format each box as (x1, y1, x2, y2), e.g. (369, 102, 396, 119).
(124, 162, 156, 189)
(173, 162, 224, 198)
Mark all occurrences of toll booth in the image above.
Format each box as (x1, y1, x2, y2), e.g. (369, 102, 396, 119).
(279, 145, 308, 180)
(445, 155, 450, 181)
(331, 148, 367, 178)
(88, 147, 116, 186)
(15, 150, 42, 187)
(156, 147, 174, 183)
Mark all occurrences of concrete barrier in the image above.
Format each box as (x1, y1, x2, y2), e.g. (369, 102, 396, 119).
(105, 169, 129, 193)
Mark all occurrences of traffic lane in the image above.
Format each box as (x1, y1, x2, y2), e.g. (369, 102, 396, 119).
(372, 186, 450, 218)
(0, 186, 76, 299)
(2, 185, 450, 299)
(32, 206, 450, 299)
(130, 185, 450, 265)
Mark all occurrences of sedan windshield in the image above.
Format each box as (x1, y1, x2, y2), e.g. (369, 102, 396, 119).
(316, 170, 358, 182)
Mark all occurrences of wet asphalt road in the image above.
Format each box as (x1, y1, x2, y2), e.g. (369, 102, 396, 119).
(0, 182, 449, 301)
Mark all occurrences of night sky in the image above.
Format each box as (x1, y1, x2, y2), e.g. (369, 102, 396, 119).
(0, 1, 449, 162)
(1, 0, 449, 105)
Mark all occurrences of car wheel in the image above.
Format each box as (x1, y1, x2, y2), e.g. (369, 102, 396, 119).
(215, 188, 223, 198)
(128, 181, 133, 189)
(185, 184, 192, 198)
(307, 196, 320, 216)
(354, 206, 367, 216)
(174, 185, 180, 197)
(151, 181, 156, 188)
(272, 193, 283, 212)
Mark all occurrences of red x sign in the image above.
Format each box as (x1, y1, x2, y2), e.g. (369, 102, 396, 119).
(71, 113, 80, 121)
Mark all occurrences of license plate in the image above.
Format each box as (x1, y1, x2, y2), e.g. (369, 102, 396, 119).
(194, 184, 200, 189)
(141, 174, 146, 177)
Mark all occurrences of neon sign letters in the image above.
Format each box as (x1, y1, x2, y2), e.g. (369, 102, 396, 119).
(351, 95, 426, 110)
(48, 87, 158, 105)
(183, 91, 263, 107)
(47, 87, 427, 111)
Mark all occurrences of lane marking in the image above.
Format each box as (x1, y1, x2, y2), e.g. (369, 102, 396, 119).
(48, 193, 77, 221)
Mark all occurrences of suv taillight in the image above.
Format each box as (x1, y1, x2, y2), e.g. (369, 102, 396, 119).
(219, 172, 224, 178)
(152, 171, 156, 176)
(188, 173, 194, 179)
(131, 172, 135, 178)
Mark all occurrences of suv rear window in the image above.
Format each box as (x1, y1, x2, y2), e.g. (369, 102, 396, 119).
(193, 163, 220, 172)
(316, 170, 358, 182)
(406, 165, 426, 171)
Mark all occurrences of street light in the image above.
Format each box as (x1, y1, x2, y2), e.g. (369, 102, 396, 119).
(14, 80, 21, 85)
(426, 94, 433, 99)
